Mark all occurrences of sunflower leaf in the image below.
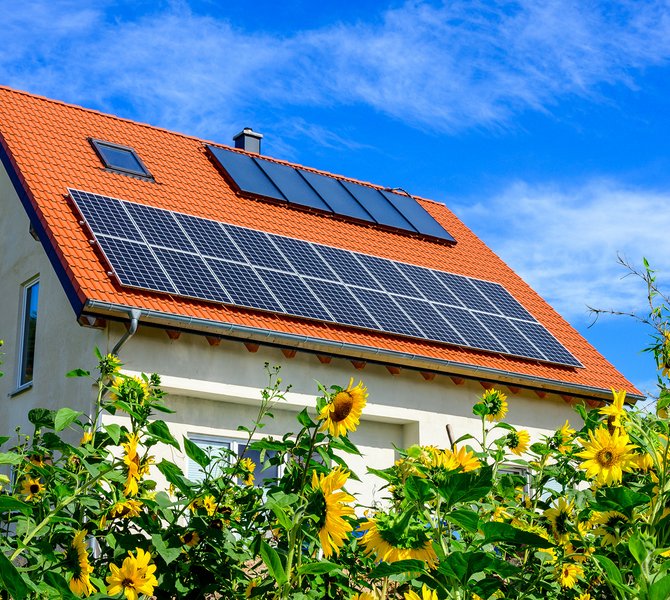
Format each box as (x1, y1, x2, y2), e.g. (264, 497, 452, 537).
(54, 407, 83, 432)
(368, 559, 426, 578)
(260, 541, 287, 585)
(183, 437, 209, 469)
(0, 550, 29, 599)
(298, 561, 341, 575)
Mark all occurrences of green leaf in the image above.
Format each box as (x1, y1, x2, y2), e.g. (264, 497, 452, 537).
(156, 460, 193, 494)
(298, 561, 341, 575)
(329, 435, 361, 455)
(54, 407, 83, 432)
(593, 554, 623, 587)
(147, 420, 180, 450)
(0, 497, 32, 516)
(437, 466, 493, 508)
(0, 452, 22, 465)
(480, 522, 554, 548)
(28, 408, 55, 429)
(628, 533, 647, 565)
(66, 368, 90, 378)
(593, 487, 650, 515)
(369, 559, 426, 578)
(43, 572, 80, 599)
(250, 439, 288, 452)
(151, 533, 181, 565)
(0, 550, 29, 599)
(650, 575, 670, 600)
(445, 509, 480, 533)
(296, 408, 316, 428)
(183, 437, 210, 469)
(260, 541, 287, 585)
(103, 423, 122, 444)
(404, 476, 435, 503)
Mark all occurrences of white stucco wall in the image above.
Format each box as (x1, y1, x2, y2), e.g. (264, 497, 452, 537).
(0, 163, 580, 504)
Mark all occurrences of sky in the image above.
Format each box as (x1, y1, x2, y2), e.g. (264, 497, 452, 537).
(2, 0, 670, 400)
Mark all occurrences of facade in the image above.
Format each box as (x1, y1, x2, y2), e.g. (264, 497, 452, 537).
(0, 87, 640, 503)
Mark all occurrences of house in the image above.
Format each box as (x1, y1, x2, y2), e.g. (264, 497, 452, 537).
(0, 86, 641, 504)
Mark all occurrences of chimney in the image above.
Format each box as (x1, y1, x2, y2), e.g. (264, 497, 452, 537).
(233, 128, 263, 154)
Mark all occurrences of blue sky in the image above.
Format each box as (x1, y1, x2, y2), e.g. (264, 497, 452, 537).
(3, 0, 670, 399)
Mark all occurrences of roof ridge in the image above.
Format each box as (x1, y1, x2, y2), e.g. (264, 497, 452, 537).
(0, 85, 446, 208)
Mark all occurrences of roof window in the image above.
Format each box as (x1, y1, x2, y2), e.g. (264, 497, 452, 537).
(90, 139, 152, 178)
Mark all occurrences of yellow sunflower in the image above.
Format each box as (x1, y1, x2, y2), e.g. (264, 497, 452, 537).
(599, 389, 627, 427)
(565, 541, 594, 564)
(319, 379, 368, 437)
(577, 594, 592, 600)
(554, 420, 576, 454)
(311, 467, 355, 557)
(405, 584, 438, 600)
(556, 562, 583, 588)
(482, 388, 508, 422)
(351, 593, 378, 600)
(576, 426, 637, 486)
(239, 457, 256, 486)
(111, 375, 150, 404)
(122, 433, 141, 497)
(544, 497, 573, 544)
(442, 446, 481, 472)
(593, 511, 629, 546)
(203, 495, 218, 516)
(101, 353, 122, 377)
(80, 430, 94, 446)
(21, 477, 44, 501)
(68, 530, 94, 597)
(506, 430, 530, 455)
(359, 513, 437, 568)
(180, 531, 200, 547)
(106, 548, 158, 600)
(110, 499, 143, 519)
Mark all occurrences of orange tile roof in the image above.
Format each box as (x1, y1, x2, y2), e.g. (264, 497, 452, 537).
(0, 86, 640, 399)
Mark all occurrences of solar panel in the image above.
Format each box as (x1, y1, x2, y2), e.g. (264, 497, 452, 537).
(95, 235, 176, 292)
(208, 145, 284, 201)
(69, 189, 582, 368)
(207, 145, 455, 242)
(175, 214, 245, 262)
(339, 180, 415, 231)
(254, 158, 332, 212)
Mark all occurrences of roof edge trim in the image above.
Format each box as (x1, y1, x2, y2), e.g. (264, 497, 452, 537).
(0, 137, 84, 315)
(83, 300, 644, 402)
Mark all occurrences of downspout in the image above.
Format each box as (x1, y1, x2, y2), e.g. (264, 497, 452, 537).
(88, 308, 141, 426)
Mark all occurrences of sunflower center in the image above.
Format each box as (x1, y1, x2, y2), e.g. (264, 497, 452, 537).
(121, 578, 136, 589)
(555, 511, 569, 534)
(597, 449, 616, 467)
(331, 392, 354, 422)
(508, 432, 519, 448)
(29, 484, 40, 494)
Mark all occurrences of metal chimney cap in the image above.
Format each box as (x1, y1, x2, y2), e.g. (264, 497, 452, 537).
(233, 128, 263, 154)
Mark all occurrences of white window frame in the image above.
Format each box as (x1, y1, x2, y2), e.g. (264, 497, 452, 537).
(499, 464, 530, 495)
(16, 277, 39, 391)
(186, 434, 283, 486)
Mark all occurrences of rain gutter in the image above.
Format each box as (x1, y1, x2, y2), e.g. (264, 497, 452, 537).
(82, 300, 645, 403)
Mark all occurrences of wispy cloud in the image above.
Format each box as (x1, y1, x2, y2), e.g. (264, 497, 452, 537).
(453, 179, 670, 321)
(1, 1, 670, 140)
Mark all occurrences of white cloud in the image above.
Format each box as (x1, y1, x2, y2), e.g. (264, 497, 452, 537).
(453, 180, 670, 321)
(1, 1, 670, 138)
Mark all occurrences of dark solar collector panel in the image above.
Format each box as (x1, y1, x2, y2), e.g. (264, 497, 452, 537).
(339, 180, 415, 231)
(69, 189, 581, 367)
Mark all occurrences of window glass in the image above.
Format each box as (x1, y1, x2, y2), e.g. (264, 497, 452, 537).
(187, 438, 231, 483)
(18, 280, 39, 387)
(91, 140, 151, 177)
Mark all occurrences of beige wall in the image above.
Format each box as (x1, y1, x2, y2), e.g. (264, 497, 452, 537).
(0, 163, 579, 503)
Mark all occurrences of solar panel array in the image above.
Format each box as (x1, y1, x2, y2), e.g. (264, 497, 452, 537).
(69, 189, 581, 368)
(206, 145, 455, 243)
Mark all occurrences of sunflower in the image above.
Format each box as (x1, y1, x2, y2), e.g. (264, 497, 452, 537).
(111, 375, 150, 404)
(359, 513, 437, 568)
(101, 353, 122, 377)
(593, 511, 629, 546)
(239, 457, 256, 486)
(106, 548, 158, 600)
(577, 594, 592, 600)
(319, 379, 368, 437)
(565, 541, 594, 564)
(203, 495, 218, 516)
(109, 499, 143, 519)
(21, 477, 44, 501)
(576, 426, 637, 486)
(506, 430, 530, 455)
(482, 388, 508, 422)
(122, 433, 141, 496)
(311, 467, 355, 557)
(405, 584, 438, 600)
(599, 389, 627, 427)
(68, 530, 94, 597)
(544, 497, 573, 544)
(442, 445, 481, 472)
(80, 430, 94, 446)
(180, 531, 200, 547)
(554, 420, 576, 454)
(351, 593, 378, 600)
(556, 562, 583, 588)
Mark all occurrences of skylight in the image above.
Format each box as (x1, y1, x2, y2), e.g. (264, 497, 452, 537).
(90, 139, 152, 178)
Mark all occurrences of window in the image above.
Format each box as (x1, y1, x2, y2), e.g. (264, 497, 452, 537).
(17, 279, 39, 388)
(90, 139, 152, 178)
(187, 435, 281, 486)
